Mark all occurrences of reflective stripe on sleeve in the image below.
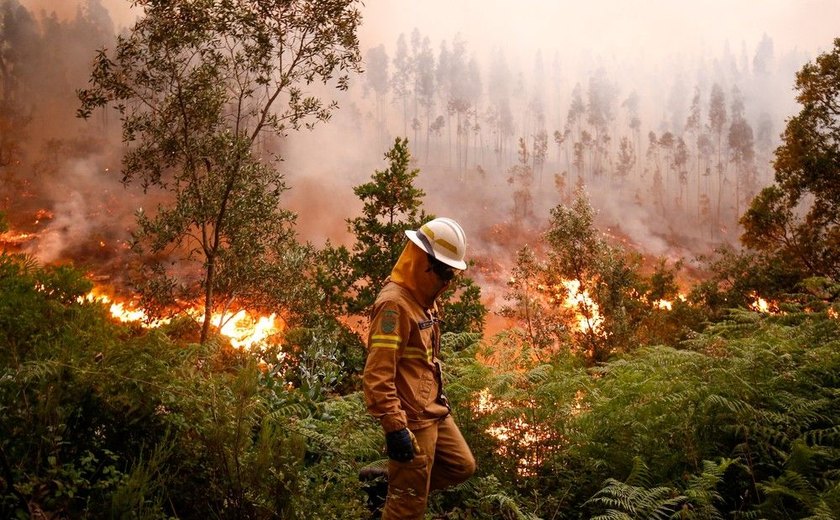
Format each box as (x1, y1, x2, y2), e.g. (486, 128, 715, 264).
(371, 334, 401, 349)
(402, 346, 431, 361)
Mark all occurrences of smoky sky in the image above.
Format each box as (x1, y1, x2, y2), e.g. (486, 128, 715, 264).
(8, 0, 840, 277)
(33, 0, 840, 84)
(358, 0, 839, 62)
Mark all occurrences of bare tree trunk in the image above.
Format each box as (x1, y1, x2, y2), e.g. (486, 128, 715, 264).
(200, 256, 215, 344)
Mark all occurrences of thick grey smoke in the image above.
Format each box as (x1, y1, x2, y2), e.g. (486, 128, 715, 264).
(281, 0, 839, 273)
(4, 0, 839, 291)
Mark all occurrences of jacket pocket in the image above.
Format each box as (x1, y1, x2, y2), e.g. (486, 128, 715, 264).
(385, 454, 429, 519)
(416, 370, 435, 409)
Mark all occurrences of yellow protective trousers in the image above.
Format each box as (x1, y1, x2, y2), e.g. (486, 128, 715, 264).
(381, 415, 476, 520)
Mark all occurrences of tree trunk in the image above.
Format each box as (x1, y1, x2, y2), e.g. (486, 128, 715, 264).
(200, 255, 216, 344)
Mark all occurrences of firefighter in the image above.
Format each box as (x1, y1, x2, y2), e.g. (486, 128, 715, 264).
(363, 217, 476, 519)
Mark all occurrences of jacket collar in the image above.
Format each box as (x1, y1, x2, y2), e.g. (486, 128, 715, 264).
(389, 241, 449, 309)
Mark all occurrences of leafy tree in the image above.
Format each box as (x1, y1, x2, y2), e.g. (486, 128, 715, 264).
(685, 85, 703, 212)
(486, 49, 514, 165)
(500, 190, 691, 364)
(673, 136, 689, 207)
(499, 245, 565, 354)
(334, 138, 486, 333)
(614, 135, 636, 186)
(543, 193, 639, 364)
(753, 33, 775, 76)
(414, 34, 437, 160)
(586, 71, 616, 176)
(507, 137, 535, 223)
(344, 137, 428, 313)
(741, 38, 840, 282)
(77, 0, 363, 342)
(0, 1, 33, 174)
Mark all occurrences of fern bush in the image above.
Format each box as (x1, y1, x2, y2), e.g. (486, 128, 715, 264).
(439, 306, 840, 520)
(0, 255, 373, 519)
(3, 250, 838, 519)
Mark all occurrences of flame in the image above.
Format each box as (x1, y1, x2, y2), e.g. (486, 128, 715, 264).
(653, 299, 672, 310)
(34, 209, 54, 224)
(559, 279, 603, 333)
(0, 231, 35, 245)
(652, 293, 686, 311)
(213, 309, 280, 350)
(476, 387, 498, 414)
(828, 307, 838, 320)
(83, 289, 171, 327)
(475, 388, 555, 476)
(84, 287, 282, 349)
(749, 293, 779, 314)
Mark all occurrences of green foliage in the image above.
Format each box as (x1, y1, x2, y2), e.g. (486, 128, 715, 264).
(507, 137, 536, 223)
(741, 38, 840, 282)
(0, 256, 374, 518)
(77, 0, 363, 342)
(326, 137, 487, 333)
(586, 458, 734, 520)
(344, 136, 429, 312)
(3, 223, 839, 520)
(501, 245, 567, 353)
(438, 305, 840, 519)
(440, 274, 488, 335)
(503, 190, 697, 365)
(283, 316, 365, 398)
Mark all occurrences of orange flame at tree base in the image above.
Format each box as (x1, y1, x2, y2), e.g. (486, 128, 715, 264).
(84, 287, 282, 350)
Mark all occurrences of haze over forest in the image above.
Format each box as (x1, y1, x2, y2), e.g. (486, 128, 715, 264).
(3, 0, 840, 289)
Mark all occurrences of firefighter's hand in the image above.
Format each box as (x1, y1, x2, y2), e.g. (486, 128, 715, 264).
(385, 428, 415, 462)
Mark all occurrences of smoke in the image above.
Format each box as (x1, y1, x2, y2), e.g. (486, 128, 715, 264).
(18, 0, 138, 29)
(30, 190, 93, 263)
(4, 0, 839, 296)
(25, 156, 138, 266)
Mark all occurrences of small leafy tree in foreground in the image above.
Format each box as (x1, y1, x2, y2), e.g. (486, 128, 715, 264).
(345, 137, 429, 313)
(327, 137, 487, 334)
(78, 0, 363, 342)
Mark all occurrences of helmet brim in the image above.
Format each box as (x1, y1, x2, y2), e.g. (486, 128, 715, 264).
(405, 230, 467, 270)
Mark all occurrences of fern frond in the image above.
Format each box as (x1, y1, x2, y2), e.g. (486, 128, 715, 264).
(758, 469, 820, 509)
(586, 476, 685, 520)
(281, 419, 339, 452)
(441, 331, 482, 350)
(801, 501, 837, 520)
(265, 402, 312, 422)
(480, 492, 540, 520)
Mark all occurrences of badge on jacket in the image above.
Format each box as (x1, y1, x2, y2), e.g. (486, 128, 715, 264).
(381, 309, 399, 334)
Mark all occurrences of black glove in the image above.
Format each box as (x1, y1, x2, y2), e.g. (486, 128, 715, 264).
(385, 428, 415, 462)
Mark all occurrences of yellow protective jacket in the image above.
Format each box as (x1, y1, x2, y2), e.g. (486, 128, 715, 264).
(363, 242, 451, 433)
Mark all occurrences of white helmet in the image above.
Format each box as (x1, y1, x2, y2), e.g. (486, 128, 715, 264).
(405, 217, 468, 270)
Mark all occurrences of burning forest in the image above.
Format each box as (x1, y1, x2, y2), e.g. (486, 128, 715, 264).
(2, 1, 839, 519)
